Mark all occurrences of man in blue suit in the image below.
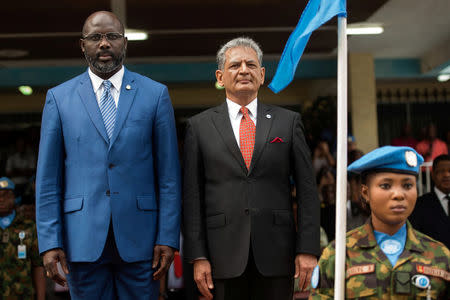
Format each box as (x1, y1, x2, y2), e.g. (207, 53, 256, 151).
(36, 11, 181, 299)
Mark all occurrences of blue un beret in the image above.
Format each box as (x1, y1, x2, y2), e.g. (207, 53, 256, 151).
(0, 177, 15, 190)
(348, 146, 424, 175)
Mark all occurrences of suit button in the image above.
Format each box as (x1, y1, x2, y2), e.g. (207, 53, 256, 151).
(245, 208, 249, 215)
(108, 163, 115, 169)
(106, 190, 110, 196)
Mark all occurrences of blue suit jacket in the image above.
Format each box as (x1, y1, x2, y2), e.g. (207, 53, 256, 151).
(36, 68, 181, 262)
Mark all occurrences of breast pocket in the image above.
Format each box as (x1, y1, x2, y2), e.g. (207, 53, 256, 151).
(346, 269, 378, 299)
(124, 119, 148, 128)
(206, 213, 226, 229)
(272, 210, 293, 227)
(137, 194, 158, 211)
(63, 197, 83, 213)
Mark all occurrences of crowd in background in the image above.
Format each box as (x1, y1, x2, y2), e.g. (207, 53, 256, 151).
(1, 119, 449, 300)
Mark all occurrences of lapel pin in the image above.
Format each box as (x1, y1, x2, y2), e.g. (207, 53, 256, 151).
(266, 114, 272, 119)
(126, 85, 131, 90)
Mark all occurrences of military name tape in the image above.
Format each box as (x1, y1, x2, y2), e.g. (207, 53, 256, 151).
(416, 265, 450, 281)
(346, 264, 375, 278)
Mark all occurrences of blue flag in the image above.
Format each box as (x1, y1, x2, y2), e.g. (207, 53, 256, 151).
(268, 0, 347, 93)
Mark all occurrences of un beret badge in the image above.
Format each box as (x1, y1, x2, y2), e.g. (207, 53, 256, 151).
(405, 151, 417, 167)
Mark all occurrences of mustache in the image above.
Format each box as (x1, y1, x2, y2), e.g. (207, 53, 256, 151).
(96, 50, 115, 58)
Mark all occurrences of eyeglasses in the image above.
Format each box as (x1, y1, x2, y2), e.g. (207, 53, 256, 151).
(82, 32, 124, 42)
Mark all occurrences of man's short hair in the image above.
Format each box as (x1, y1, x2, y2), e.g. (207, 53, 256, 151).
(433, 154, 450, 170)
(216, 37, 263, 70)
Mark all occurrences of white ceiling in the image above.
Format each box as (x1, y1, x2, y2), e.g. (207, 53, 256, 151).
(348, 0, 450, 59)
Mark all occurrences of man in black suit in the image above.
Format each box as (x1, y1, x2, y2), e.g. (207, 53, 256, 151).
(409, 154, 450, 248)
(183, 37, 320, 300)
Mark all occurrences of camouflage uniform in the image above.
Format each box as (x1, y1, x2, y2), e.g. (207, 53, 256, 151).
(310, 219, 449, 299)
(0, 212, 42, 299)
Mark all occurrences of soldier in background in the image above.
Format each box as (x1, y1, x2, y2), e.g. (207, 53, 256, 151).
(310, 146, 449, 299)
(0, 177, 45, 299)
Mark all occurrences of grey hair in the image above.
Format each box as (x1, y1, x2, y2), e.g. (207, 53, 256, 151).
(216, 37, 263, 70)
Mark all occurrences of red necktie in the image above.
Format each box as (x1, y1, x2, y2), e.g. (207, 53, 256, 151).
(239, 106, 256, 170)
(173, 251, 183, 278)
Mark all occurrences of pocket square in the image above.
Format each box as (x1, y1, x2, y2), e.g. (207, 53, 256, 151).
(270, 137, 284, 143)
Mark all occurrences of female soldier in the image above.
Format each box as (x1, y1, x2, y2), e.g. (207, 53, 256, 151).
(310, 146, 449, 299)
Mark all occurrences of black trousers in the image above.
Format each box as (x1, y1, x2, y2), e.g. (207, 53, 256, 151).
(213, 250, 293, 300)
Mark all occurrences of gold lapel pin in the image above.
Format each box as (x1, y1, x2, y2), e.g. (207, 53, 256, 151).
(126, 85, 131, 90)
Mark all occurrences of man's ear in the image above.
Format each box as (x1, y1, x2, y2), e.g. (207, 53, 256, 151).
(260, 66, 265, 85)
(80, 39, 85, 53)
(215, 70, 224, 86)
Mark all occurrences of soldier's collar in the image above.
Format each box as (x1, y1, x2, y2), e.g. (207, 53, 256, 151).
(403, 221, 423, 253)
(353, 218, 378, 249)
(354, 219, 423, 253)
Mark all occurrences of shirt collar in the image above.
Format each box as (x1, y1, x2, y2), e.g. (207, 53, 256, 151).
(374, 223, 406, 242)
(226, 98, 258, 120)
(434, 186, 448, 201)
(0, 209, 16, 230)
(88, 65, 125, 93)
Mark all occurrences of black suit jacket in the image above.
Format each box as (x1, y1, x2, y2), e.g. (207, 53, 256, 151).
(182, 102, 320, 279)
(409, 191, 450, 248)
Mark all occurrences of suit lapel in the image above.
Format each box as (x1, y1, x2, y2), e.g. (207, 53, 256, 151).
(78, 72, 109, 144)
(248, 103, 273, 175)
(432, 192, 449, 219)
(109, 68, 137, 148)
(211, 102, 247, 174)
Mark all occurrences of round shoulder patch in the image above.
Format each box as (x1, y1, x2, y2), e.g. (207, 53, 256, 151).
(380, 239, 402, 255)
(311, 265, 320, 289)
(405, 150, 417, 167)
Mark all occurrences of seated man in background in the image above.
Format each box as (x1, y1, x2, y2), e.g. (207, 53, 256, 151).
(409, 154, 450, 248)
(0, 177, 45, 299)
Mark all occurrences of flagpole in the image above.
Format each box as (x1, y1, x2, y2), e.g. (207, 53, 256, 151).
(334, 15, 348, 300)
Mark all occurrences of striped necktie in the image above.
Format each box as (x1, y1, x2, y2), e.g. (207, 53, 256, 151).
(100, 80, 117, 139)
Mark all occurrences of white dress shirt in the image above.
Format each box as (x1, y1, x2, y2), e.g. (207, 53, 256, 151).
(434, 186, 449, 216)
(88, 66, 124, 108)
(226, 98, 257, 148)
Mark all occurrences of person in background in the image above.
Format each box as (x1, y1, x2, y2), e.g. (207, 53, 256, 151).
(310, 146, 449, 299)
(445, 129, 450, 154)
(416, 123, 448, 165)
(317, 167, 336, 242)
(312, 141, 335, 175)
(409, 154, 450, 248)
(391, 123, 418, 149)
(347, 149, 369, 230)
(0, 177, 45, 299)
(17, 175, 36, 221)
(347, 135, 357, 153)
(5, 137, 36, 196)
